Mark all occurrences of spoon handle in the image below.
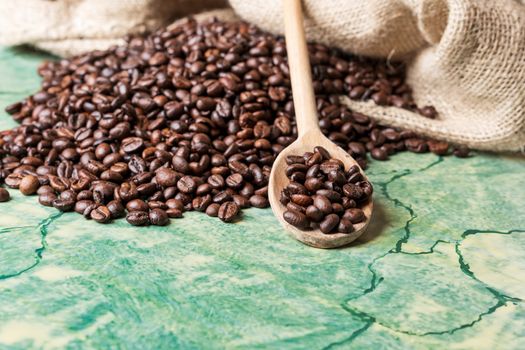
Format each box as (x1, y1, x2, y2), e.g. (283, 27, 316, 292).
(283, 0, 319, 138)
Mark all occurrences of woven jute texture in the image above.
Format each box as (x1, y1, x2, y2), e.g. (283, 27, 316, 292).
(0, 0, 226, 57)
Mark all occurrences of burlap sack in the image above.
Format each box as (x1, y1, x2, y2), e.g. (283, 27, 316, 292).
(229, 0, 525, 152)
(0, 0, 226, 57)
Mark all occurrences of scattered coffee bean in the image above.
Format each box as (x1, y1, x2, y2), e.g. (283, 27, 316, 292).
(218, 201, 240, 222)
(126, 211, 150, 226)
(107, 200, 125, 219)
(91, 206, 112, 223)
(0, 188, 10, 202)
(19, 175, 39, 195)
(149, 208, 169, 226)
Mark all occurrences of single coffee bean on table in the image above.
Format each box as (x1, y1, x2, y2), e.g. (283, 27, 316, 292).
(281, 147, 372, 234)
(0, 18, 467, 229)
(0, 188, 10, 202)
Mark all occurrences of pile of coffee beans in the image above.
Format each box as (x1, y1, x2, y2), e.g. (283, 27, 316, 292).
(0, 18, 467, 227)
(280, 147, 371, 234)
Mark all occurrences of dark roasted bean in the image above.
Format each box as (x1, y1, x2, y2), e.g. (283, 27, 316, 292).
(53, 198, 75, 212)
(126, 199, 149, 212)
(126, 211, 149, 226)
(218, 201, 240, 222)
(343, 208, 366, 224)
(107, 200, 125, 218)
(320, 214, 340, 234)
(91, 206, 112, 223)
(19, 175, 40, 195)
(305, 205, 323, 222)
(338, 218, 354, 233)
(249, 194, 268, 208)
(149, 209, 169, 226)
(283, 210, 309, 229)
(0, 188, 11, 202)
(205, 203, 220, 217)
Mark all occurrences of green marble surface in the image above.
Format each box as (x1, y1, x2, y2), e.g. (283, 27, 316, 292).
(0, 46, 524, 349)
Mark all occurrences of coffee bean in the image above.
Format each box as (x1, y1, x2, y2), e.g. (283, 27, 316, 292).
(249, 194, 268, 208)
(283, 210, 309, 229)
(107, 200, 125, 218)
(156, 168, 179, 188)
(126, 199, 149, 212)
(343, 208, 366, 224)
(305, 205, 323, 222)
(453, 146, 470, 158)
(313, 195, 333, 215)
(218, 201, 240, 222)
(338, 218, 354, 233)
(371, 148, 388, 161)
(177, 176, 197, 193)
(126, 211, 150, 226)
(428, 140, 449, 155)
(149, 209, 169, 226)
(91, 206, 112, 223)
(19, 175, 40, 195)
(39, 192, 57, 207)
(205, 203, 220, 217)
(291, 194, 313, 207)
(0, 188, 10, 202)
(75, 200, 94, 214)
(53, 198, 75, 212)
(320, 214, 340, 234)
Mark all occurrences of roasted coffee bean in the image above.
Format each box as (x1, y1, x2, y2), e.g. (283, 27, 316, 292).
(218, 201, 240, 222)
(91, 206, 112, 223)
(343, 208, 366, 224)
(19, 175, 40, 195)
(37, 185, 54, 195)
(53, 198, 75, 212)
(193, 195, 212, 211)
(453, 146, 470, 158)
(371, 148, 388, 161)
(75, 200, 94, 214)
(249, 194, 268, 208)
(305, 205, 323, 222)
(39, 192, 57, 207)
(126, 211, 150, 226)
(314, 195, 333, 215)
(177, 176, 197, 193)
(126, 199, 149, 212)
(166, 208, 183, 218)
(156, 168, 179, 187)
(428, 140, 449, 155)
(0, 188, 10, 202)
(205, 203, 220, 217)
(283, 210, 309, 229)
(107, 200, 125, 218)
(320, 214, 340, 234)
(338, 218, 354, 233)
(291, 194, 313, 207)
(149, 208, 169, 226)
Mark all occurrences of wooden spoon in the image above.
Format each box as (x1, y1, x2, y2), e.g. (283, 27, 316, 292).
(268, 0, 373, 249)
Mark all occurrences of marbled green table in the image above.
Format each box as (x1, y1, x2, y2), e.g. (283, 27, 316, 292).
(0, 47, 524, 349)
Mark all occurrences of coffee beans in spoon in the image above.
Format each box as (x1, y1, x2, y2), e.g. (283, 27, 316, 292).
(281, 147, 371, 234)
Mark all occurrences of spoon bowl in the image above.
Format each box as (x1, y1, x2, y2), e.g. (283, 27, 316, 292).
(268, 0, 373, 248)
(268, 130, 373, 249)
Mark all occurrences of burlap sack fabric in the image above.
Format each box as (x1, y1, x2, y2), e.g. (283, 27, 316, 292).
(0, 0, 226, 57)
(0, 0, 524, 151)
